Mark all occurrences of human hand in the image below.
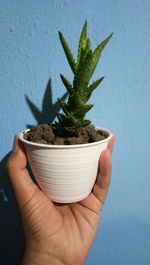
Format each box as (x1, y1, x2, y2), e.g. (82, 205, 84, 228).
(7, 135, 114, 265)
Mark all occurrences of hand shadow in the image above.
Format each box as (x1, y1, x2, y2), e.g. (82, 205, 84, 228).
(0, 153, 24, 265)
(0, 78, 67, 265)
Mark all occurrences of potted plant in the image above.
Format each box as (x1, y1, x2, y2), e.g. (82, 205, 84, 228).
(19, 21, 113, 203)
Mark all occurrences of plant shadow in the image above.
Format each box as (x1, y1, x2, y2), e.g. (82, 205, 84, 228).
(0, 79, 67, 265)
(25, 78, 67, 128)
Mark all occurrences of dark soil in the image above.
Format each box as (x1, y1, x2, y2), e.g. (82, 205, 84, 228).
(23, 124, 108, 145)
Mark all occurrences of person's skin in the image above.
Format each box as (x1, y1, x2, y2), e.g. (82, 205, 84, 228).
(6, 135, 114, 265)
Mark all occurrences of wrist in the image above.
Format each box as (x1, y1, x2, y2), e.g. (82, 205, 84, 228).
(20, 240, 84, 265)
(21, 247, 65, 265)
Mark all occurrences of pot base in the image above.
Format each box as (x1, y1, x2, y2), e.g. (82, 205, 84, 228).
(46, 191, 91, 204)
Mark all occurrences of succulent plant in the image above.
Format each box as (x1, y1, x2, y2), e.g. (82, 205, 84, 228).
(53, 20, 113, 137)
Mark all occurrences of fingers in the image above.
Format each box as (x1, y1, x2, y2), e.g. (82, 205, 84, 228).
(93, 135, 115, 208)
(6, 136, 38, 209)
(108, 134, 115, 154)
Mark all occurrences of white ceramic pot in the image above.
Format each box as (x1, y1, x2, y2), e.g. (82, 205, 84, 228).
(18, 127, 113, 203)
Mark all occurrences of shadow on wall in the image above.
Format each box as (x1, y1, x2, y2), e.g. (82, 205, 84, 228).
(0, 79, 67, 265)
(0, 153, 24, 265)
(25, 78, 67, 128)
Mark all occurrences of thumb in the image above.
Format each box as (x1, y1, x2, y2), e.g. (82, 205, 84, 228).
(6, 136, 38, 209)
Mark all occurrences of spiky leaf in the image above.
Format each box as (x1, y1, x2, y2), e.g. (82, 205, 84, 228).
(78, 38, 91, 68)
(91, 33, 113, 76)
(73, 50, 93, 90)
(88, 77, 104, 93)
(59, 31, 76, 74)
(85, 38, 91, 55)
(73, 104, 93, 119)
(57, 112, 65, 123)
(58, 98, 69, 115)
(77, 20, 87, 64)
(86, 77, 104, 102)
(68, 93, 84, 111)
(75, 33, 112, 95)
(60, 74, 73, 94)
(80, 119, 91, 127)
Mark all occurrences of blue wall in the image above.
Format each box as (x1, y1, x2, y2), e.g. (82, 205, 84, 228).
(0, 0, 150, 264)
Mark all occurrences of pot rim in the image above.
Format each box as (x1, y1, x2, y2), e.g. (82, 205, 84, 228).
(18, 126, 113, 149)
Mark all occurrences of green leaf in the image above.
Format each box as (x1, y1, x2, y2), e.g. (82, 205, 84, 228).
(85, 38, 91, 55)
(91, 33, 113, 76)
(86, 77, 104, 101)
(78, 37, 91, 68)
(74, 33, 112, 99)
(77, 20, 88, 64)
(73, 104, 94, 119)
(59, 31, 76, 74)
(58, 113, 78, 127)
(63, 126, 76, 137)
(73, 50, 93, 90)
(83, 104, 93, 113)
(80, 119, 91, 127)
(68, 92, 84, 111)
(60, 74, 73, 94)
(88, 77, 104, 92)
(96, 33, 113, 53)
(58, 98, 69, 115)
(57, 113, 65, 123)
(87, 76, 104, 93)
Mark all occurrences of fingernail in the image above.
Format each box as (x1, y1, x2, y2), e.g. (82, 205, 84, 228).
(13, 136, 19, 153)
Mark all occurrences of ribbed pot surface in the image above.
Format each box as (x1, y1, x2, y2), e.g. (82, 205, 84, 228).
(19, 127, 112, 203)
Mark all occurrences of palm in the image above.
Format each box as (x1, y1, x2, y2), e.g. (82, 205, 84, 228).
(22, 184, 101, 264)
